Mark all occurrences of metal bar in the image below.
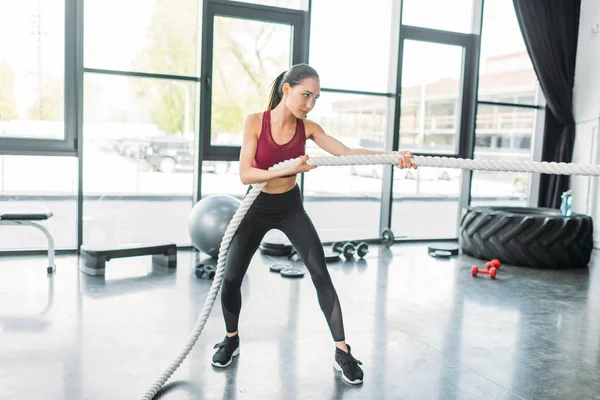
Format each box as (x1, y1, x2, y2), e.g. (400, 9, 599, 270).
(456, 38, 482, 230)
(300, 0, 313, 198)
(202, 147, 241, 161)
(64, 0, 77, 151)
(0, 220, 56, 272)
(0, 137, 77, 153)
(304, 0, 312, 62)
(198, 0, 214, 201)
(74, 0, 84, 250)
(209, 0, 307, 18)
(0, 147, 77, 157)
(380, 0, 403, 234)
(321, 87, 393, 97)
(290, 10, 306, 65)
(457, 0, 484, 229)
(319, 237, 458, 246)
(471, 0, 484, 35)
(83, 68, 200, 82)
(529, 84, 547, 207)
(456, 34, 483, 231)
(0, 249, 76, 256)
(191, 1, 204, 205)
(402, 25, 472, 46)
(209, 1, 305, 24)
(477, 100, 544, 110)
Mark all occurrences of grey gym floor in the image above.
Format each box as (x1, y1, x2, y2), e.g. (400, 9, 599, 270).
(1, 244, 600, 400)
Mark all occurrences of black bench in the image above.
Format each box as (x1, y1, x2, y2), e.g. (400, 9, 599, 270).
(79, 243, 177, 276)
(0, 209, 55, 273)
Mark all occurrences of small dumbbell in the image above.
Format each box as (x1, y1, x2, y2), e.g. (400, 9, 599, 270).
(341, 243, 355, 260)
(332, 241, 344, 253)
(332, 241, 355, 260)
(195, 263, 216, 279)
(471, 263, 497, 279)
(345, 241, 369, 257)
(355, 242, 369, 258)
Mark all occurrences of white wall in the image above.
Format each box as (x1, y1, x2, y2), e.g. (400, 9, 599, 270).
(571, 0, 600, 248)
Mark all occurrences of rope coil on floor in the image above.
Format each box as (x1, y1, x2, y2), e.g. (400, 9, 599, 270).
(140, 153, 600, 399)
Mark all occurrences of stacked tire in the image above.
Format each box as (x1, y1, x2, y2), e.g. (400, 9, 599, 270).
(459, 206, 593, 269)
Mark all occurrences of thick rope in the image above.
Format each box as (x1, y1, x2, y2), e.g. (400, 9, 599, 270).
(306, 154, 600, 175)
(140, 153, 600, 399)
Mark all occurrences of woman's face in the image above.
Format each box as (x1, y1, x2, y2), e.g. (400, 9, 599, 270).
(283, 77, 320, 119)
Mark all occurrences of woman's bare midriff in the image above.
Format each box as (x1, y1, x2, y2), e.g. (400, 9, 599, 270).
(261, 175, 298, 194)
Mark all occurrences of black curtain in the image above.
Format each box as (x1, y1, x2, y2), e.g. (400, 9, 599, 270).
(512, 0, 581, 208)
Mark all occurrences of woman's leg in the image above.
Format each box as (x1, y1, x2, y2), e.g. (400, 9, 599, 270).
(277, 209, 346, 346)
(212, 209, 270, 368)
(278, 208, 364, 384)
(220, 211, 270, 334)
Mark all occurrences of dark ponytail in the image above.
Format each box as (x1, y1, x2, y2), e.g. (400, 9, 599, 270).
(268, 71, 286, 110)
(267, 63, 320, 110)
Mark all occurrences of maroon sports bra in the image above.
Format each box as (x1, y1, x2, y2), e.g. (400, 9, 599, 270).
(253, 110, 306, 174)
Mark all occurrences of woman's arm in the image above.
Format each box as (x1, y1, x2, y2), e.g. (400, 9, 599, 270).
(238, 114, 315, 185)
(306, 121, 417, 168)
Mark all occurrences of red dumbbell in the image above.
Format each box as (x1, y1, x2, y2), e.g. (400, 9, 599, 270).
(486, 259, 501, 270)
(471, 259, 500, 279)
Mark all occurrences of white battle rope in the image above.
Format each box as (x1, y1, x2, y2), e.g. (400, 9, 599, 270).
(309, 154, 600, 175)
(140, 153, 600, 399)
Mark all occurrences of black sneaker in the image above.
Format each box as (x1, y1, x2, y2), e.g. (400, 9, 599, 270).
(211, 335, 240, 368)
(333, 344, 363, 385)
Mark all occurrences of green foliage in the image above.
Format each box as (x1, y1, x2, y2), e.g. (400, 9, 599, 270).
(0, 61, 63, 122)
(131, 0, 290, 137)
(0, 59, 19, 119)
(130, 0, 196, 135)
(26, 78, 63, 121)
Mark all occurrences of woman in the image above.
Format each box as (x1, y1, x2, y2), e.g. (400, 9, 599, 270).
(211, 63, 416, 385)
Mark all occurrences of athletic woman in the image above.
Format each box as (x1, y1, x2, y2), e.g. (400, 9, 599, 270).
(211, 63, 416, 385)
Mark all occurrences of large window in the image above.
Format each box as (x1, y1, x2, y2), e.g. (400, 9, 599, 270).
(82, 74, 197, 247)
(470, 0, 542, 207)
(201, 161, 245, 197)
(84, 0, 199, 75)
(305, 1, 396, 242)
(0, 0, 65, 140)
(390, 35, 468, 240)
(303, 93, 389, 241)
(402, 0, 475, 33)
(82, 0, 201, 248)
(477, 0, 538, 106)
(391, 174, 462, 239)
(309, 1, 395, 93)
(0, 0, 549, 252)
(398, 40, 465, 154)
(471, 104, 536, 206)
(0, 156, 77, 250)
(210, 16, 293, 147)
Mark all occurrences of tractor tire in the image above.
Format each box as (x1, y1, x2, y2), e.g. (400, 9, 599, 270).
(459, 206, 593, 269)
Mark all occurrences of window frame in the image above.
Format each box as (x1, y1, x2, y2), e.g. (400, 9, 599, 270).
(196, 0, 310, 202)
(0, 0, 78, 157)
(379, 23, 481, 237)
(198, 0, 308, 162)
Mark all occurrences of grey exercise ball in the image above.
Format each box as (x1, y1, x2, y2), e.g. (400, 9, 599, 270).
(188, 195, 241, 259)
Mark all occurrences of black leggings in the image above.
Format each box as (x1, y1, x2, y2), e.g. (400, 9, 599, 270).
(221, 185, 345, 342)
